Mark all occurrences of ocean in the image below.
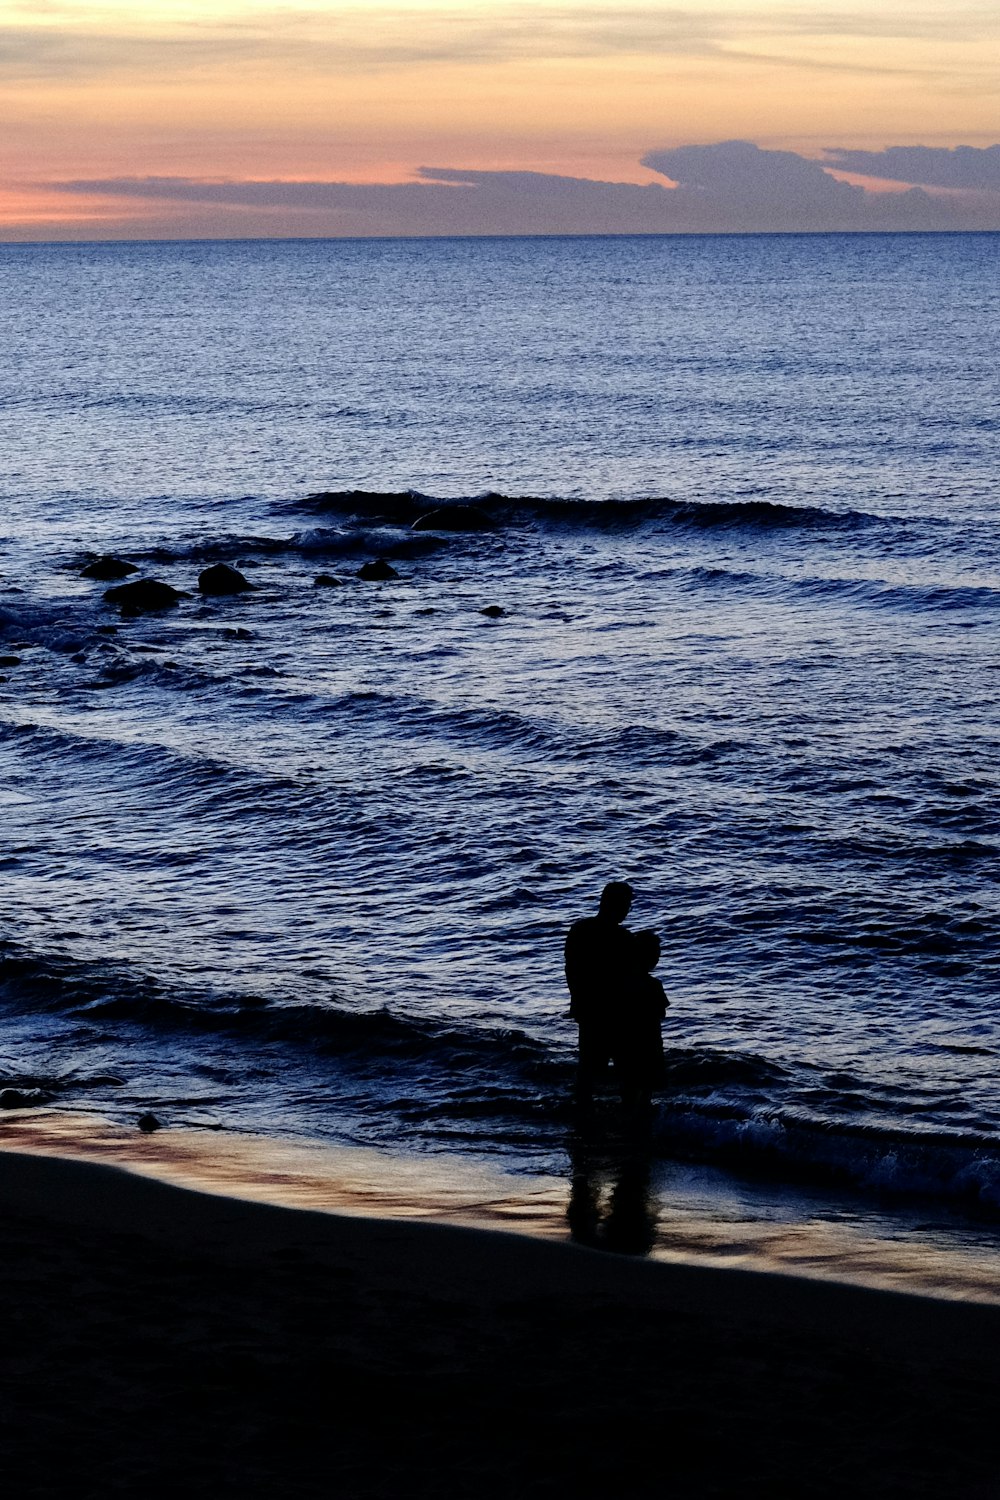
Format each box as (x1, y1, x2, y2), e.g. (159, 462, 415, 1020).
(1, 232, 999, 1285)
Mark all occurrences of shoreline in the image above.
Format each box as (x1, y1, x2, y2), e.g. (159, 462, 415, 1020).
(4, 1108, 1000, 1306)
(1, 1141, 999, 1496)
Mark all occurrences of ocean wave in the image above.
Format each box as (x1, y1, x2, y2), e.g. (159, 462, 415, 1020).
(0, 597, 90, 653)
(7, 679, 716, 775)
(5, 692, 993, 868)
(805, 575, 1000, 613)
(666, 563, 1000, 614)
(122, 526, 445, 568)
(0, 1066, 124, 1109)
(322, 691, 755, 769)
(0, 938, 557, 1075)
(293, 488, 898, 534)
(325, 689, 564, 757)
(654, 1100, 1000, 1215)
(11, 389, 363, 421)
(0, 720, 308, 816)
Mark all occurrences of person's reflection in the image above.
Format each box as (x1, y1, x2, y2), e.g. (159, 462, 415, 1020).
(567, 1131, 657, 1256)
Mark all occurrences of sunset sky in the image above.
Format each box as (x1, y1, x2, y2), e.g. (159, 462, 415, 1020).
(4, 0, 1000, 237)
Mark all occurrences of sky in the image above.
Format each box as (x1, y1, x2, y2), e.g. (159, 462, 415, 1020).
(3, 0, 1000, 238)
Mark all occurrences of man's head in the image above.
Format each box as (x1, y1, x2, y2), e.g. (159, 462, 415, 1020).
(598, 881, 633, 922)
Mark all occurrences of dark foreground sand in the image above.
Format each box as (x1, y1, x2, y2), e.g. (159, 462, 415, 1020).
(1, 1149, 998, 1499)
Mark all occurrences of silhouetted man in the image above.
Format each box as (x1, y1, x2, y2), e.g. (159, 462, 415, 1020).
(565, 881, 634, 1100)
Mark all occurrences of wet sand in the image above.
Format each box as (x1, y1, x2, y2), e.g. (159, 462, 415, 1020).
(1, 1143, 999, 1498)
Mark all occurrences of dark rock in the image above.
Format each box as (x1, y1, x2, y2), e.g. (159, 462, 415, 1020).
(412, 505, 493, 532)
(358, 559, 400, 581)
(313, 574, 345, 588)
(0, 654, 21, 666)
(104, 579, 187, 613)
(224, 627, 254, 639)
(479, 605, 506, 618)
(198, 563, 255, 596)
(137, 1112, 163, 1133)
(96, 624, 119, 634)
(81, 555, 138, 581)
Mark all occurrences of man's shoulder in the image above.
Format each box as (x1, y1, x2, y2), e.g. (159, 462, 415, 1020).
(566, 915, 621, 948)
(566, 917, 633, 956)
(567, 915, 599, 938)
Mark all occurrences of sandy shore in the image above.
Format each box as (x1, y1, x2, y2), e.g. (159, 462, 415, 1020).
(1, 1147, 999, 1498)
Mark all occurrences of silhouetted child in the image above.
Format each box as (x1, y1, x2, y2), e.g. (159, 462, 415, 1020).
(612, 929, 668, 1121)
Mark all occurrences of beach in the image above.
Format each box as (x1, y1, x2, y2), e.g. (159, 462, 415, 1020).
(2, 1144, 999, 1499)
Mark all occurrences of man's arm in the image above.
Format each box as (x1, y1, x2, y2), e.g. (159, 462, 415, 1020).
(564, 920, 593, 1018)
(564, 920, 585, 990)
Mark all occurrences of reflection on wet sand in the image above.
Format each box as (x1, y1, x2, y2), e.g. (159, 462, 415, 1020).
(568, 1132, 658, 1256)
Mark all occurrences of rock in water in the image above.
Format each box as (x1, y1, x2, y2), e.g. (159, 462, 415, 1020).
(479, 605, 506, 618)
(358, 559, 399, 581)
(198, 563, 254, 595)
(104, 579, 186, 613)
(137, 1112, 163, 1133)
(412, 505, 492, 532)
(81, 555, 139, 581)
(314, 574, 345, 588)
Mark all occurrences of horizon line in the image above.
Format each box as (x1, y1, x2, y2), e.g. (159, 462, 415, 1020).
(4, 227, 1000, 249)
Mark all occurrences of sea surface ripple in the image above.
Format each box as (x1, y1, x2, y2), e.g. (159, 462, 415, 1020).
(0, 233, 998, 1224)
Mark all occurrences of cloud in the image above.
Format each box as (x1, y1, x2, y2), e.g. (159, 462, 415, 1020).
(0, 7, 724, 85)
(823, 144, 1000, 190)
(2, 3, 996, 85)
(643, 141, 865, 209)
(48, 170, 688, 236)
(0, 26, 266, 81)
(48, 141, 1000, 236)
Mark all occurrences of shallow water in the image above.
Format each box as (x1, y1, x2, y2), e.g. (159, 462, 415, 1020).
(1, 234, 999, 1271)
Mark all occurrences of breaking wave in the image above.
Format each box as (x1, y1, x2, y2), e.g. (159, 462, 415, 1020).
(292, 488, 904, 534)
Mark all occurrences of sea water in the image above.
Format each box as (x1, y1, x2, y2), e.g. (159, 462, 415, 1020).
(1, 233, 998, 1277)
